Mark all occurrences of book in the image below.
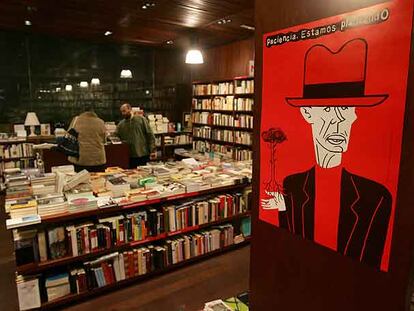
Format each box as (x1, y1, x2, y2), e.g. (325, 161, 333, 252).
(45, 273, 70, 301)
(47, 227, 67, 260)
(6, 215, 41, 229)
(13, 229, 39, 266)
(37, 230, 48, 262)
(16, 276, 41, 311)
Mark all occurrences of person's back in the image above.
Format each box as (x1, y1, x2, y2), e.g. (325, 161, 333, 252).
(68, 111, 106, 171)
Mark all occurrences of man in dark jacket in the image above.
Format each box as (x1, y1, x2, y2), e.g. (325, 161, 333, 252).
(116, 103, 155, 168)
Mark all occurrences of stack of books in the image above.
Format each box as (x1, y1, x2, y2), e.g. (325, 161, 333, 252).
(45, 273, 71, 302)
(65, 191, 98, 213)
(16, 275, 41, 311)
(31, 173, 56, 196)
(8, 199, 38, 219)
(147, 114, 169, 134)
(36, 193, 68, 217)
(106, 175, 130, 197)
(63, 170, 90, 191)
(5, 171, 32, 199)
(13, 228, 39, 266)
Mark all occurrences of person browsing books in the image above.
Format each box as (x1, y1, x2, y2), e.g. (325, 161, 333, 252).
(68, 103, 107, 172)
(116, 103, 156, 168)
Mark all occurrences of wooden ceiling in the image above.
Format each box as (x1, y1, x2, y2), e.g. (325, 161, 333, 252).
(0, 0, 254, 47)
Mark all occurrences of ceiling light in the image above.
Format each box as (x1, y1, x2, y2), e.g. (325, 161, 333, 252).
(24, 20, 32, 26)
(104, 31, 112, 36)
(240, 24, 255, 31)
(145, 90, 150, 95)
(141, 2, 155, 9)
(91, 78, 100, 86)
(55, 87, 61, 92)
(65, 84, 73, 91)
(166, 40, 174, 45)
(185, 49, 204, 64)
(80, 81, 89, 88)
(120, 69, 133, 79)
(217, 18, 232, 25)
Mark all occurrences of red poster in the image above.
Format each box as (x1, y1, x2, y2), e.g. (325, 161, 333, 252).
(260, 0, 414, 272)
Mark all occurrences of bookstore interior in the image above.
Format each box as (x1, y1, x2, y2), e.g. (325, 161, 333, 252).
(3, 0, 414, 311)
(0, 1, 254, 311)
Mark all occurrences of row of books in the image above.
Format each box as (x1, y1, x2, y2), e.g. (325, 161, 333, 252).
(193, 98, 254, 113)
(193, 112, 214, 125)
(17, 224, 241, 306)
(192, 96, 235, 111)
(13, 191, 251, 264)
(192, 112, 253, 129)
(234, 131, 253, 146)
(234, 149, 253, 161)
(192, 143, 252, 161)
(193, 126, 212, 140)
(211, 129, 234, 143)
(193, 140, 211, 154)
(0, 143, 34, 159)
(234, 115, 253, 129)
(193, 82, 234, 96)
(1, 158, 36, 172)
(210, 144, 234, 158)
(211, 129, 253, 146)
(164, 134, 192, 145)
(235, 79, 254, 94)
(235, 98, 254, 111)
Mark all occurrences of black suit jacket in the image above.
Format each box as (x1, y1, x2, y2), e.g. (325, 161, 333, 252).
(279, 167, 392, 269)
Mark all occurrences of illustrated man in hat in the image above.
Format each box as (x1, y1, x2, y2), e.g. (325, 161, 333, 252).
(269, 38, 392, 269)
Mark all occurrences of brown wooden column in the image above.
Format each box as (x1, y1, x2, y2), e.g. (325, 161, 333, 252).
(250, 1, 414, 310)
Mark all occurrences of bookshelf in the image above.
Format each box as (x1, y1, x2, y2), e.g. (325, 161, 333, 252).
(17, 211, 250, 275)
(154, 131, 193, 161)
(0, 141, 37, 177)
(191, 76, 254, 161)
(9, 181, 252, 309)
(40, 239, 250, 310)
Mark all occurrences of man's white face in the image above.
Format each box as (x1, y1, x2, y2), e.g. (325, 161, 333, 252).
(300, 106, 357, 153)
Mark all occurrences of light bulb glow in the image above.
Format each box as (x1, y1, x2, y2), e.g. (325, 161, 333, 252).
(91, 78, 100, 85)
(120, 69, 133, 79)
(185, 49, 204, 64)
(80, 81, 89, 88)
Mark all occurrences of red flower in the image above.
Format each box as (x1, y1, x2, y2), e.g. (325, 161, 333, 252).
(262, 128, 287, 144)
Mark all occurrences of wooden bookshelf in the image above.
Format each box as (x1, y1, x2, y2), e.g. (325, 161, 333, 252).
(7, 164, 252, 309)
(40, 238, 250, 310)
(193, 137, 252, 149)
(234, 110, 254, 114)
(234, 93, 254, 97)
(191, 77, 254, 160)
(154, 131, 192, 160)
(193, 123, 253, 132)
(16, 211, 251, 275)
